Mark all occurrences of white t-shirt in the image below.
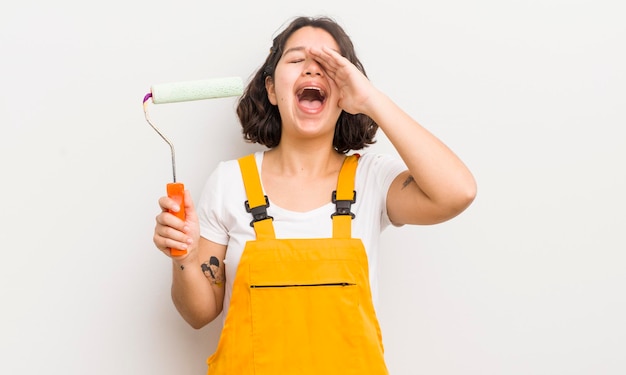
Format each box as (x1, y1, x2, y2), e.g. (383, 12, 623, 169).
(197, 151, 406, 318)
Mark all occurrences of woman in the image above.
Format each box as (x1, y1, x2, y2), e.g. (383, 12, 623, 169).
(153, 16, 476, 374)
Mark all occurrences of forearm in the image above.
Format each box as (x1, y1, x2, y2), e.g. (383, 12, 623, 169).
(170, 259, 221, 329)
(367, 91, 476, 207)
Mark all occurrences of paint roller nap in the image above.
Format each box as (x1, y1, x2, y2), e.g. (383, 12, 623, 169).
(150, 77, 244, 104)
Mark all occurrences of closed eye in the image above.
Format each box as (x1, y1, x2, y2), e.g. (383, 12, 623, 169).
(283, 47, 306, 63)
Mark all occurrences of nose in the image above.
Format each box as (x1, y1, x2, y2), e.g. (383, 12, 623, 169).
(304, 59, 323, 76)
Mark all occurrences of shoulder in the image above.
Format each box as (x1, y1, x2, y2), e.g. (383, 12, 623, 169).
(198, 153, 260, 242)
(355, 152, 407, 189)
(357, 152, 405, 168)
(200, 152, 263, 211)
(207, 151, 263, 184)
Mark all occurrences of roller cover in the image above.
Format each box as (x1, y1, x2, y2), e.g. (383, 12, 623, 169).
(151, 77, 244, 104)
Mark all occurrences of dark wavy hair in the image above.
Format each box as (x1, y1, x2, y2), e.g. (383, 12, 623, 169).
(236, 16, 378, 154)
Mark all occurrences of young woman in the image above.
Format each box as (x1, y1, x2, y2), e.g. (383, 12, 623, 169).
(153, 16, 476, 375)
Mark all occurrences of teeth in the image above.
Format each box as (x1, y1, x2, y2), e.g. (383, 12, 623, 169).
(298, 86, 326, 99)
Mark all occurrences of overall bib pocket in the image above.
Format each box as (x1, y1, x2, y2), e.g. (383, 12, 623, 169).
(248, 258, 362, 374)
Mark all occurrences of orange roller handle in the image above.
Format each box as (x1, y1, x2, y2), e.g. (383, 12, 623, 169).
(166, 182, 187, 256)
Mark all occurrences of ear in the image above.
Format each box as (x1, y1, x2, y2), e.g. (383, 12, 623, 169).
(265, 76, 277, 105)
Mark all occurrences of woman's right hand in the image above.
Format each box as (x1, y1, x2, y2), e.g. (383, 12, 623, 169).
(153, 189, 200, 260)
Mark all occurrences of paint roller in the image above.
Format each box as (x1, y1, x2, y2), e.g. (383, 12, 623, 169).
(143, 76, 244, 256)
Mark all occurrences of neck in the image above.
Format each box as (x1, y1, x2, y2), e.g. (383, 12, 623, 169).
(264, 142, 344, 177)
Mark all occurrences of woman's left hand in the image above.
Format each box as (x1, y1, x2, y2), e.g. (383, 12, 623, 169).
(309, 46, 379, 116)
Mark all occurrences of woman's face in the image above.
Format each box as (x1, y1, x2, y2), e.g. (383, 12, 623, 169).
(265, 26, 342, 143)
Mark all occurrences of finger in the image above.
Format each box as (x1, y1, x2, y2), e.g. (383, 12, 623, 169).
(154, 219, 190, 248)
(156, 211, 187, 233)
(154, 234, 190, 256)
(309, 47, 337, 72)
(158, 236, 190, 253)
(159, 195, 185, 214)
(182, 189, 197, 221)
(319, 46, 346, 69)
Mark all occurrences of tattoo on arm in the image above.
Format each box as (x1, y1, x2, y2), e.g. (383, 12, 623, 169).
(201, 256, 225, 286)
(402, 175, 416, 189)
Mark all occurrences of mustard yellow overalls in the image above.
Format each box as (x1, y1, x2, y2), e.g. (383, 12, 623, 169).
(207, 154, 389, 375)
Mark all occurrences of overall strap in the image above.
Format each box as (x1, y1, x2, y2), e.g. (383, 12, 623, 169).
(332, 154, 359, 238)
(238, 154, 276, 240)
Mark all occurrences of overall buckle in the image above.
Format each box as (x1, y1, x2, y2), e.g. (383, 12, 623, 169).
(331, 190, 356, 219)
(245, 196, 273, 227)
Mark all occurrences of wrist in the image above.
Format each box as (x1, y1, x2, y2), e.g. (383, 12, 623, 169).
(171, 251, 198, 270)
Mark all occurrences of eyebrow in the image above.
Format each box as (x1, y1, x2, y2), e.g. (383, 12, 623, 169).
(282, 46, 341, 57)
(282, 46, 306, 57)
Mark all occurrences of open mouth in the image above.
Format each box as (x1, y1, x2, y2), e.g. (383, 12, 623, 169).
(297, 87, 326, 110)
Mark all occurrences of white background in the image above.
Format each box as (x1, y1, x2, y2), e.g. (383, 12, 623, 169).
(1, 0, 625, 374)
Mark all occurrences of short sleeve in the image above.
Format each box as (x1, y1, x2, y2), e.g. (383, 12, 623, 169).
(197, 162, 230, 245)
(355, 153, 407, 230)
